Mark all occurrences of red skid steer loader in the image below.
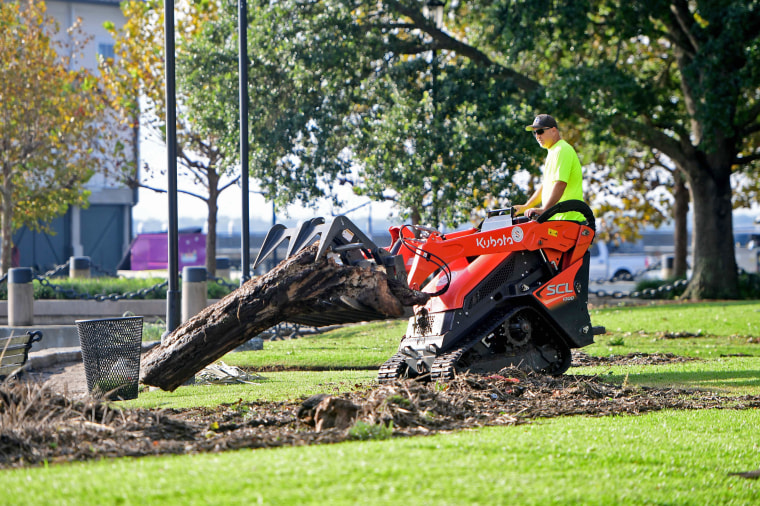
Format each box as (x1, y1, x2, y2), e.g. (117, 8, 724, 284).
(253, 200, 605, 382)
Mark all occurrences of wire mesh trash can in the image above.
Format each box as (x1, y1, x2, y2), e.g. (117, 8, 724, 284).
(76, 317, 143, 400)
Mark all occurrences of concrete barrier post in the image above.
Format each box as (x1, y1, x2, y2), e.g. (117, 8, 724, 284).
(69, 256, 91, 279)
(8, 267, 34, 326)
(215, 257, 231, 279)
(181, 266, 207, 323)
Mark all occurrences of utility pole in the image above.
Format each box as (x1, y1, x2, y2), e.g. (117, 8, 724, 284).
(239, 0, 251, 285)
(164, 0, 180, 336)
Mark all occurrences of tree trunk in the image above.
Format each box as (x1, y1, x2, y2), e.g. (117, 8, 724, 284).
(411, 206, 421, 226)
(1, 164, 13, 274)
(141, 245, 428, 391)
(205, 169, 220, 277)
(681, 165, 738, 300)
(205, 194, 218, 278)
(672, 169, 689, 279)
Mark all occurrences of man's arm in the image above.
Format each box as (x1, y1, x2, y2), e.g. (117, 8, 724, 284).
(524, 181, 567, 218)
(513, 184, 543, 215)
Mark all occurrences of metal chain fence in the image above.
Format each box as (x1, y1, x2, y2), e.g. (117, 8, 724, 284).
(210, 276, 239, 292)
(258, 322, 337, 341)
(0, 260, 238, 301)
(0, 260, 327, 342)
(590, 278, 690, 299)
(2, 257, 757, 311)
(35, 275, 170, 301)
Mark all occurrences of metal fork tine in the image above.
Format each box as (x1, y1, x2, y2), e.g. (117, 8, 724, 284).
(252, 224, 291, 269)
(254, 215, 391, 273)
(285, 218, 327, 258)
(315, 216, 376, 261)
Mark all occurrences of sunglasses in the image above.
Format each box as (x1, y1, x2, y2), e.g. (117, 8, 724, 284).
(533, 127, 553, 136)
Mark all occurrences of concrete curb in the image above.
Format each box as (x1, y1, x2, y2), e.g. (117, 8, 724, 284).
(25, 337, 264, 371)
(0, 299, 222, 326)
(28, 341, 160, 369)
(1, 325, 79, 351)
(28, 347, 82, 369)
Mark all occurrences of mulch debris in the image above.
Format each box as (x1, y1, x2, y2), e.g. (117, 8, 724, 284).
(571, 350, 700, 367)
(3, 351, 759, 470)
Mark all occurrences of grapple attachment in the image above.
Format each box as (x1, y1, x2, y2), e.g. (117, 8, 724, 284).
(254, 215, 404, 277)
(253, 215, 409, 327)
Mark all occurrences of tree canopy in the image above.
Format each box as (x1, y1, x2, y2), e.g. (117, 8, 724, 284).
(0, 0, 124, 273)
(104, 0, 237, 274)
(183, 0, 547, 228)
(168, 0, 760, 298)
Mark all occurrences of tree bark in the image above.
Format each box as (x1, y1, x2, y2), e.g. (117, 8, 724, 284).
(1, 162, 13, 274)
(205, 176, 218, 277)
(681, 163, 738, 300)
(141, 245, 429, 391)
(672, 169, 689, 279)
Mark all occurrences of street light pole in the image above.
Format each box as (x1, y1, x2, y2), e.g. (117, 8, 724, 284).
(239, 0, 251, 285)
(423, 0, 445, 31)
(424, 0, 444, 229)
(164, 0, 180, 336)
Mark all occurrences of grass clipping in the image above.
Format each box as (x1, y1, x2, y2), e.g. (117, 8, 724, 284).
(3, 364, 760, 469)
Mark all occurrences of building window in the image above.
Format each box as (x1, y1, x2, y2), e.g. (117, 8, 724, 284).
(98, 43, 115, 61)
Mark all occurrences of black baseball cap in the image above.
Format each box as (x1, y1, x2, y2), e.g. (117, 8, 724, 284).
(525, 114, 559, 131)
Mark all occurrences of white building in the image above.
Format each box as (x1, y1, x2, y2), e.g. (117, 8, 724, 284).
(15, 0, 138, 272)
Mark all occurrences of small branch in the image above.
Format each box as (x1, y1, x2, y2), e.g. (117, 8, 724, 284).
(669, 0, 700, 55)
(128, 178, 208, 201)
(741, 120, 760, 137)
(218, 177, 241, 192)
(734, 152, 760, 166)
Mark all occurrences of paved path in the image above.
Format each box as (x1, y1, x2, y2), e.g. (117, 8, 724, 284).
(23, 344, 154, 397)
(24, 358, 89, 396)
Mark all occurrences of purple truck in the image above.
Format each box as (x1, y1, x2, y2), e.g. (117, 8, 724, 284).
(127, 232, 206, 271)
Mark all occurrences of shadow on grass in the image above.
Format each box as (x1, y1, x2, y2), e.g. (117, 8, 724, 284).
(606, 368, 760, 391)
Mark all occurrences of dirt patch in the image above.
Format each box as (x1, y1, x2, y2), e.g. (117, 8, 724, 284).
(571, 350, 701, 367)
(3, 361, 758, 469)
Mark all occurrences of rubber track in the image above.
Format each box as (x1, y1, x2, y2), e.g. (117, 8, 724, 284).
(377, 352, 408, 383)
(430, 306, 527, 381)
(429, 345, 468, 381)
(376, 308, 520, 382)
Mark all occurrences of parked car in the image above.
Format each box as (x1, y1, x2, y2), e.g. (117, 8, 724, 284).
(734, 230, 760, 273)
(734, 230, 760, 249)
(588, 241, 651, 282)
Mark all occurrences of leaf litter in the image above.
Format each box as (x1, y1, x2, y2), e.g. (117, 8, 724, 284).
(2, 351, 758, 469)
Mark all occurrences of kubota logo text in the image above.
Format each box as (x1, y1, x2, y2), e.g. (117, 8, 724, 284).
(476, 234, 513, 249)
(476, 227, 523, 250)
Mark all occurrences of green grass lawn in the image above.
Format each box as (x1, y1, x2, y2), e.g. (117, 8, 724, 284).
(2, 301, 760, 504)
(132, 369, 377, 409)
(131, 302, 760, 407)
(1, 409, 757, 505)
(590, 300, 760, 344)
(574, 356, 760, 394)
(225, 319, 405, 370)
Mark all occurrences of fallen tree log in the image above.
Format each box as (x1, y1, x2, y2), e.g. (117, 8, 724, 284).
(141, 245, 429, 391)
